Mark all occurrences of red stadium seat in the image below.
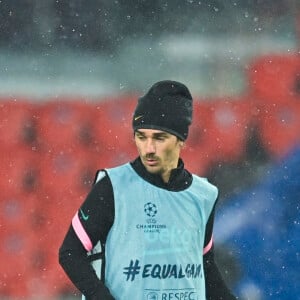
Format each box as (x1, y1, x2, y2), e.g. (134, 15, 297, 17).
(0, 193, 41, 232)
(35, 99, 95, 150)
(21, 238, 75, 298)
(92, 97, 137, 165)
(0, 224, 41, 297)
(0, 237, 67, 298)
(0, 203, 66, 298)
(0, 100, 36, 149)
(189, 99, 252, 164)
(247, 54, 300, 102)
(256, 101, 300, 159)
(181, 146, 212, 176)
(0, 190, 79, 298)
(0, 192, 47, 297)
(38, 147, 95, 197)
(0, 148, 40, 195)
(182, 101, 214, 175)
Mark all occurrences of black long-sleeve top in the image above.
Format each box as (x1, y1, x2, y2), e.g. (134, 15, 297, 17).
(59, 157, 237, 300)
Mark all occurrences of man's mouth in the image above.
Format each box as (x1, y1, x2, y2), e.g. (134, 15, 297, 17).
(145, 157, 158, 166)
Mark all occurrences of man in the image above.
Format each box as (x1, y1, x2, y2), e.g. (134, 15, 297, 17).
(59, 80, 237, 300)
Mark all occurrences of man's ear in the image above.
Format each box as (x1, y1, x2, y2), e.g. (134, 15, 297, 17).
(178, 140, 185, 148)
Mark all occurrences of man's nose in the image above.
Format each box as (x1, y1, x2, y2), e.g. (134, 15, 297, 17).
(145, 139, 156, 154)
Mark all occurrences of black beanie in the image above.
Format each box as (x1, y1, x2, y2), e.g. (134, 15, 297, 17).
(132, 80, 193, 141)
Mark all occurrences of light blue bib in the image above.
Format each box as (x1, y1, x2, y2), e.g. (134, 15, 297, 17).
(104, 163, 218, 300)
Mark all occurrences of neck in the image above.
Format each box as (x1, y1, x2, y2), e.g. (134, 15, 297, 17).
(161, 171, 171, 183)
(161, 160, 180, 183)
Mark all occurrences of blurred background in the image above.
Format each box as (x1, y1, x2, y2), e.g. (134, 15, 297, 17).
(0, 0, 299, 299)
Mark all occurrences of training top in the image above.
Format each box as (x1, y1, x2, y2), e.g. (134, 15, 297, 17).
(101, 162, 217, 299)
(59, 157, 237, 300)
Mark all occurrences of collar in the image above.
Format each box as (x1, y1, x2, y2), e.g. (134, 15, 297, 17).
(130, 157, 192, 191)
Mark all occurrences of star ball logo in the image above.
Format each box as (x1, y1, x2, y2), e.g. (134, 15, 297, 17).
(144, 202, 158, 218)
(136, 202, 166, 233)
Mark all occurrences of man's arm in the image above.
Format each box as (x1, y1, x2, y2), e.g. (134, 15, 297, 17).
(59, 226, 114, 299)
(203, 204, 237, 300)
(58, 173, 115, 299)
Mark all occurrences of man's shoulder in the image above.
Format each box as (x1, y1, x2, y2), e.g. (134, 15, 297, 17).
(191, 174, 218, 195)
(94, 162, 131, 183)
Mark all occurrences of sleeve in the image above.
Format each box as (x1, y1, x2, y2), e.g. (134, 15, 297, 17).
(58, 172, 115, 299)
(72, 170, 115, 249)
(203, 200, 238, 300)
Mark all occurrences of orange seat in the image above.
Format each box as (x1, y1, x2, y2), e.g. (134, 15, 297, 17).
(35, 99, 95, 150)
(257, 101, 300, 159)
(0, 100, 36, 149)
(247, 54, 300, 102)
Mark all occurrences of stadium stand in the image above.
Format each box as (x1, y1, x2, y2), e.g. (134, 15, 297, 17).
(0, 56, 299, 297)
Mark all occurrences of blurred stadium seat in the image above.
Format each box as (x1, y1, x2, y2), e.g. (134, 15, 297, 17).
(37, 147, 93, 254)
(92, 97, 136, 151)
(0, 149, 40, 195)
(0, 224, 41, 297)
(0, 193, 41, 232)
(247, 54, 300, 102)
(34, 99, 95, 150)
(0, 100, 36, 149)
(0, 189, 82, 298)
(181, 101, 213, 175)
(32, 189, 83, 296)
(38, 147, 95, 197)
(190, 98, 253, 165)
(91, 97, 137, 167)
(23, 244, 76, 298)
(0, 192, 48, 296)
(256, 100, 300, 159)
(181, 146, 212, 176)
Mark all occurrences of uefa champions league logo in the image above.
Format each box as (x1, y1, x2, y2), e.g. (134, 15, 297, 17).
(144, 202, 158, 218)
(136, 202, 165, 233)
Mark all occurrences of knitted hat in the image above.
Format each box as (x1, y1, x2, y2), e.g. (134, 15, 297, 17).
(132, 80, 193, 141)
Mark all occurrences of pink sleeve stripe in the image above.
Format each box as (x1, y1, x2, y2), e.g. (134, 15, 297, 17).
(203, 236, 213, 255)
(72, 212, 93, 252)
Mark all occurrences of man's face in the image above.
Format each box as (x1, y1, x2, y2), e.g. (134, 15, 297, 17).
(134, 129, 184, 182)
